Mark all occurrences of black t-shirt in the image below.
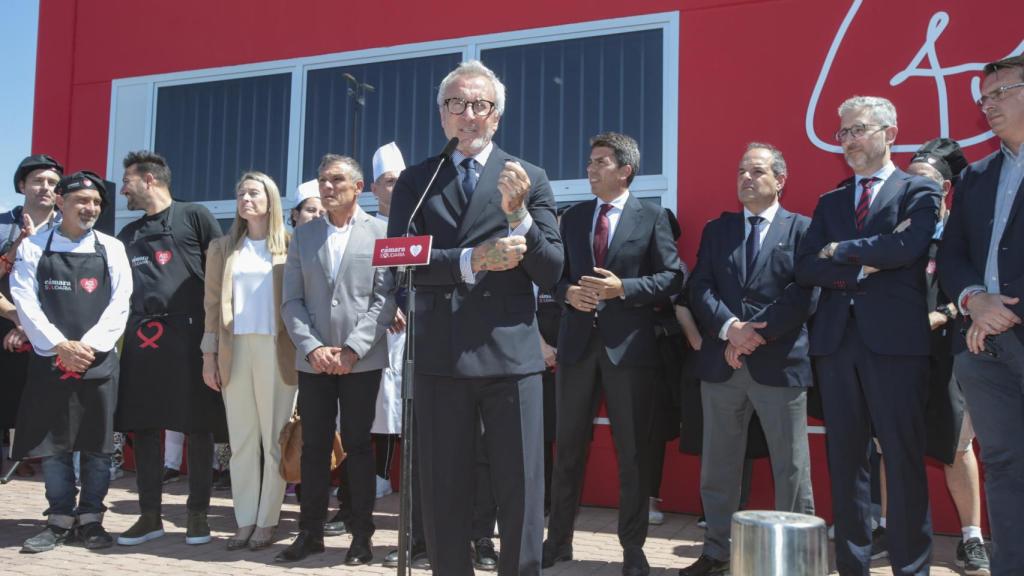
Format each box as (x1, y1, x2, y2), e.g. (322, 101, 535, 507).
(117, 201, 222, 283)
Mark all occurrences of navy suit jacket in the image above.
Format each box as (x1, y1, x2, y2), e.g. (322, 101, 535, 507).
(938, 149, 1024, 353)
(690, 206, 816, 388)
(387, 144, 563, 378)
(555, 194, 684, 367)
(795, 168, 941, 356)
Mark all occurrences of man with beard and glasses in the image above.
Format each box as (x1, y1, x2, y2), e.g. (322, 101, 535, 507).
(795, 96, 941, 575)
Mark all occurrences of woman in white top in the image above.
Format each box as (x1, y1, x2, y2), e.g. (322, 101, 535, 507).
(201, 171, 296, 550)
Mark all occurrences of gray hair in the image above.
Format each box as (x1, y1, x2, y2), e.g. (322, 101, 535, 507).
(318, 154, 363, 182)
(838, 96, 898, 127)
(745, 142, 788, 177)
(436, 60, 507, 116)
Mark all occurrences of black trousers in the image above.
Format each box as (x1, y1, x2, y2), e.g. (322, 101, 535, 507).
(133, 429, 212, 513)
(416, 372, 544, 576)
(547, 333, 654, 550)
(297, 369, 380, 538)
(817, 322, 931, 576)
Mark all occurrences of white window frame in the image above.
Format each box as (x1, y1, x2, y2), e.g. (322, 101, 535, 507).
(107, 11, 679, 231)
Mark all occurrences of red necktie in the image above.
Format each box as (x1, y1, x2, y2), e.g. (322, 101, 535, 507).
(593, 203, 612, 267)
(855, 177, 878, 230)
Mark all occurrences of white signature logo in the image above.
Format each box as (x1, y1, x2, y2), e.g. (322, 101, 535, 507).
(806, 0, 1024, 153)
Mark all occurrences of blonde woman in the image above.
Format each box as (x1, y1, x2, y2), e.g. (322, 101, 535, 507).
(201, 172, 296, 550)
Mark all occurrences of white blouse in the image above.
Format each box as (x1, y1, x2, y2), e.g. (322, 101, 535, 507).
(232, 238, 275, 335)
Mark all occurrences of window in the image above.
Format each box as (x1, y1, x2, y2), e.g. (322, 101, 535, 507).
(482, 29, 663, 182)
(154, 73, 291, 203)
(108, 12, 677, 229)
(303, 53, 462, 183)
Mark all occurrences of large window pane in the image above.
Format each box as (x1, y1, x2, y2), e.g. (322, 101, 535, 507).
(482, 29, 663, 180)
(303, 53, 462, 183)
(154, 73, 291, 202)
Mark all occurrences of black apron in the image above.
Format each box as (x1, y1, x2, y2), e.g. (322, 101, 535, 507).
(116, 204, 226, 438)
(0, 207, 30, 429)
(12, 229, 118, 459)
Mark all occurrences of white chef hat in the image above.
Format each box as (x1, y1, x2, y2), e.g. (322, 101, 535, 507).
(372, 142, 406, 181)
(295, 179, 320, 205)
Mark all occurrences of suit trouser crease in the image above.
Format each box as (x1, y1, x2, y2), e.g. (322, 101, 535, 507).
(699, 369, 814, 562)
(222, 334, 296, 528)
(134, 428, 213, 513)
(297, 369, 380, 538)
(547, 333, 653, 550)
(817, 322, 932, 576)
(416, 373, 544, 576)
(954, 331, 1024, 575)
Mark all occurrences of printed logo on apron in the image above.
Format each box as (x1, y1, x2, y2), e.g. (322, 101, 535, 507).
(155, 250, 173, 265)
(80, 277, 98, 293)
(136, 320, 165, 349)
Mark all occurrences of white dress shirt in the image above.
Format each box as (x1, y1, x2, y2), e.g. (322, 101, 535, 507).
(718, 201, 781, 340)
(326, 206, 360, 281)
(232, 237, 275, 336)
(591, 190, 631, 250)
(10, 227, 132, 356)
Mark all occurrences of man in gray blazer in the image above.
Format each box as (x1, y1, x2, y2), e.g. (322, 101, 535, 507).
(277, 154, 395, 565)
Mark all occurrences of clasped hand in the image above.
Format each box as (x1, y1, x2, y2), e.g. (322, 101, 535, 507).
(471, 236, 527, 273)
(308, 346, 359, 375)
(567, 268, 624, 312)
(55, 340, 95, 374)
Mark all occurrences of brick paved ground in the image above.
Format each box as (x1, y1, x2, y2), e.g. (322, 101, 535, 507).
(0, 462, 967, 575)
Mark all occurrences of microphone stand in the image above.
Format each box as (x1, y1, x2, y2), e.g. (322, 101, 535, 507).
(396, 137, 457, 575)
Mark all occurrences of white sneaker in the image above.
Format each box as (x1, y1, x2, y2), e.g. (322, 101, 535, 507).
(375, 475, 393, 499)
(648, 497, 664, 525)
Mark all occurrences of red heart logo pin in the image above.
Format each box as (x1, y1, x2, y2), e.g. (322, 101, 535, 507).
(155, 250, 173, 265)
(80, 278, 98, 293)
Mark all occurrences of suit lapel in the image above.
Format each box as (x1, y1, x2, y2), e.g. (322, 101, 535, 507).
(314, 218, 333, 286)
(605, 195, 641, 267)
(456, 147, 504, 244)
(747, 208, 790, 285)
(728, 214, 746, 284)
(436, 163, 463, 224)
(864, 170, 904, 230)
(334, 211, 370, 294)
(579, 199, 598, 266)
(1004, 158, 1024, 229)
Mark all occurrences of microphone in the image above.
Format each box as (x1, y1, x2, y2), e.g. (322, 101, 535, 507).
(404, 137, 460, 237)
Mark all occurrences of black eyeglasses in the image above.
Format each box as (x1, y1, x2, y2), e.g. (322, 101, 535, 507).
(834, 124, 888, 143)
(976, 82, 1024, 108)
(443, 98, 496, 117)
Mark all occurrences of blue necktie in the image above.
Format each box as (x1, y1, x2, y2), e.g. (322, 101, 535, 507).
(745, 215, 764, 279)
(460, 158, 478, 205)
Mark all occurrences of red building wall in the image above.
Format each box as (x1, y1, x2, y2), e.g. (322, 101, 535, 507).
(33, 0, 1024, 534)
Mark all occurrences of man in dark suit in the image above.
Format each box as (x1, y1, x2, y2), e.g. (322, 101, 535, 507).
(795, 96, 941, 576)
(387, 60, 563, 576)
(681, 143, 816, 576)
(938, 54, 1024, 575)
(543, 132, 683, 576)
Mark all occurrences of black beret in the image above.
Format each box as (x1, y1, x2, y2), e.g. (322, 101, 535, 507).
(56, 171, 108, 207)
(14, 154, 64, 194)
(910, 138, 968, 183)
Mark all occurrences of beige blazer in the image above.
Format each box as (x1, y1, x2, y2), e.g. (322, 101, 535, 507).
(201, 234, 297, 387)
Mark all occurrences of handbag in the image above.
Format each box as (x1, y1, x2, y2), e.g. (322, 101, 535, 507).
(278, 410, 346, 483)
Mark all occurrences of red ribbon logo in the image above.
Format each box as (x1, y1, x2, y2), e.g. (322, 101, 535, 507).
(136, 320, 165, 349)
(155, 250, 173, 265)
(55, 356, 82, 380)
(80, 278, 98, 293)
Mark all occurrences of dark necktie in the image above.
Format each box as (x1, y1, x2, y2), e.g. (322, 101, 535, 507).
(855, 177, 879, 231)
(745, 215, 764, 279)
(460, 158, 478, 206)
(593, 203, 613, 268)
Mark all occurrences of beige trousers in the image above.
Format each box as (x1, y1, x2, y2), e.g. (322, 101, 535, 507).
(223, 334, 296, 528)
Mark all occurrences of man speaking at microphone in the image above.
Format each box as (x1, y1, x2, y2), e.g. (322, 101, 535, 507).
(387, 59, 563, 575)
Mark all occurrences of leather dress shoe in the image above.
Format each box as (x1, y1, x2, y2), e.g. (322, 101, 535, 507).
(274, 530, 324, 562)
(344, 535, 373, 565)
(383, 543, 430, 569)
(622, 545, 650, 576)
(473, 537, 499, 570)
(678, 553, 729, 576)
(323, 510, 348, 536)
(541, 540, 573, 568)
